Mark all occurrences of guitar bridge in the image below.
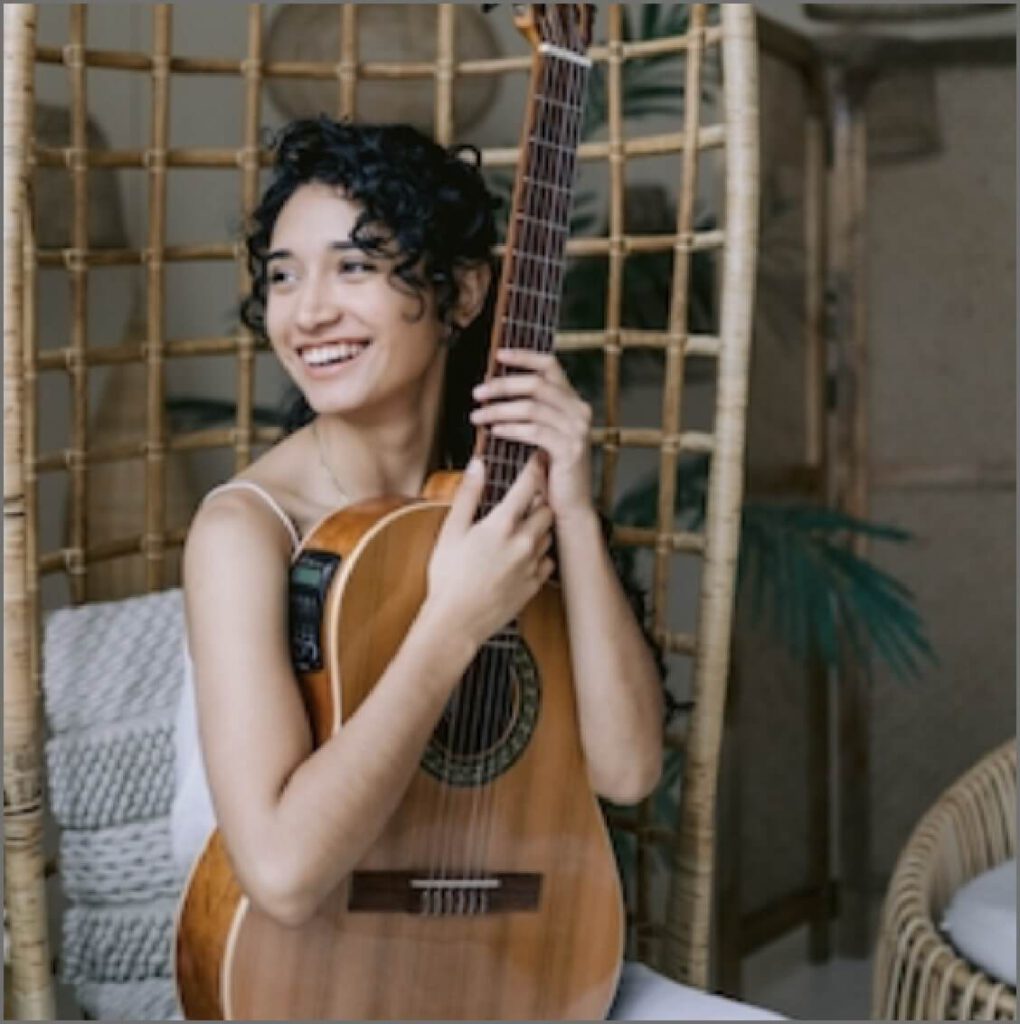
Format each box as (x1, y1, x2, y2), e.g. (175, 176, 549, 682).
(348, 871, 541, 915)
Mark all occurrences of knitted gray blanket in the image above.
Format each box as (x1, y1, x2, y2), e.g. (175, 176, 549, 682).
(43, 588, 185, 1021)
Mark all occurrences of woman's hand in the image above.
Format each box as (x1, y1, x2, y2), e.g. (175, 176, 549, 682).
(424, 454, 554, 650)
(470, 349, 594, 524)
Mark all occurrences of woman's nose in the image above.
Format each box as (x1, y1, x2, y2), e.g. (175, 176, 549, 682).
(295, 274, 341, 332)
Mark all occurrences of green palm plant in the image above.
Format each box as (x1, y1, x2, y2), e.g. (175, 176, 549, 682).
(614, 453, 936, 685)
(607, 454, 936, 874)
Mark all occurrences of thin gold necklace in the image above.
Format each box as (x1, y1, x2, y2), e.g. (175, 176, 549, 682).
(313, 418, 352, 504)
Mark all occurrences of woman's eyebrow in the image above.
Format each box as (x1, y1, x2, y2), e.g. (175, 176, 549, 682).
(265, 240, 365, 263)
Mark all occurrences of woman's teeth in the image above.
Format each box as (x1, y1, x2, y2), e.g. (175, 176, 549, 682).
(301, 342, 368, 367)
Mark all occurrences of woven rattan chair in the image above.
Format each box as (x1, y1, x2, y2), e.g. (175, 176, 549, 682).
(872, 740, 1017, 1020)
(3, 5, 759, 1017)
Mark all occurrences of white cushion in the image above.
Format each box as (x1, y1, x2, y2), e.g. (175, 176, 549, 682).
(609, 962, 785, 1020)
(942, 858, 1016, 986)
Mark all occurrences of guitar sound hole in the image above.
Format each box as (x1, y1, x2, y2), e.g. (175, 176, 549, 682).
(434, 664, 517, 758)
(421, 636, 541, 787)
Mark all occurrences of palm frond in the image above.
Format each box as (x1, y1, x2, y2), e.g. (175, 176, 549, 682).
(612, 456, 937, 684)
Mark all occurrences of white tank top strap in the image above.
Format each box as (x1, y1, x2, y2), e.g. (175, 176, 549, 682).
(203, 480, 301, 552)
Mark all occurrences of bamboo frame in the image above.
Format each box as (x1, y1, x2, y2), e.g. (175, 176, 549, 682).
(663, 5, 759, 988)
(872, 741, 1016, 1020)
(4, 7, 55, 1018)
(3, 5, 759, 1014)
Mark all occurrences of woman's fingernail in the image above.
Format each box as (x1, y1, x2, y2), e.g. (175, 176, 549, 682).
(467, 457, 484, 476)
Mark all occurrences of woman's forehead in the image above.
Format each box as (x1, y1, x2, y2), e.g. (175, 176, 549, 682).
(270, 182, 363, 247)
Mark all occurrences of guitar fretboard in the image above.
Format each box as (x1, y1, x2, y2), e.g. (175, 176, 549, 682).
(479, 45, 591, 519)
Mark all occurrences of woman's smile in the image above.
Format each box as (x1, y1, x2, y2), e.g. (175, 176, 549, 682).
(298, 338, 373, 373)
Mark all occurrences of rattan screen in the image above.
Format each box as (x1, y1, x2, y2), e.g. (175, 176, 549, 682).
(3, 5, 758, 1016)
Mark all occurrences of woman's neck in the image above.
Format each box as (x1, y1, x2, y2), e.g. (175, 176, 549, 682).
(312, 359, 447, 501)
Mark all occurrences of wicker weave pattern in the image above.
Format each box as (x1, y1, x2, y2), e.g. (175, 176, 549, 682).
(3, 5, 759, 1015)
(59, 821, 179, 906)
(872, 740, 1017, 1020)
(46, 717, 175, 829)
(73, 978, 180, 1022)
(59, 901, 176, 986)
(42, 589, 183, 732)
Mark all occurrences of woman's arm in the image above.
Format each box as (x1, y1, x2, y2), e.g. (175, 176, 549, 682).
(184, 458, 553, 927)
(471, 350, 664, 806)
(553, 507, 664, 805)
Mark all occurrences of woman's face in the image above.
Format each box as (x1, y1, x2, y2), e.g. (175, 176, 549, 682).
(264, 181, 446, 419)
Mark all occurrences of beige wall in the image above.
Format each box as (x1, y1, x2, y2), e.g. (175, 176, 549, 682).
(736, 52, 1015, 921)
(867, 63, 1015, 875)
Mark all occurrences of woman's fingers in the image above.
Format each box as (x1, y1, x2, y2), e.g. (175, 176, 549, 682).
(492, 453, 546, 525)
(442, 457, 485, 537)
(491, 347, 571, 386)
(521, 502, 554, 548)
(471, 396, 587, 434)
(473, 374, 584, 422)
(487, 421, 577, 463)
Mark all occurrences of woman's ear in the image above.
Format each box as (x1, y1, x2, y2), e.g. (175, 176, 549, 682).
(452, 262, 492, 329)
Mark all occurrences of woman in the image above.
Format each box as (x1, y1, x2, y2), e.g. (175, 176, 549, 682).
(172, 117, 778, 1021)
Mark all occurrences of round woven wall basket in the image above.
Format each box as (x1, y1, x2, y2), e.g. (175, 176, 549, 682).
(264, 4, 502, 135)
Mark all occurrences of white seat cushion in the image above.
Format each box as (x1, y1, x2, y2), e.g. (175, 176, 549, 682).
(609, 962, 785, 1020)
(942, 858, 1016, 986)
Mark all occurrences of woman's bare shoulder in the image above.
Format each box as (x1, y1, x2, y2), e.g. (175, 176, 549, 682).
(183, 490, 292, 604)
(191, 429, 312, 543)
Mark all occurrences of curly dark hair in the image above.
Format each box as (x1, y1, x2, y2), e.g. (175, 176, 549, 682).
(242, 116, 499, 467)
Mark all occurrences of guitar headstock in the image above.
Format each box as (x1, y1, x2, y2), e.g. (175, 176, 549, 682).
(511, 5, 596, 54)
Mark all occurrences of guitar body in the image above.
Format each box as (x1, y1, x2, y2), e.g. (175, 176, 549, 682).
(175, 473, 625, 1020)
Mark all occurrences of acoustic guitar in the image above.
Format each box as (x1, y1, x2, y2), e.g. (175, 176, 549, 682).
(174, 6, 624, 1019)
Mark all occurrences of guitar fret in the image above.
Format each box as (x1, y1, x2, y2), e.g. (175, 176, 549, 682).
(515, 212, 569, 235)
(506, 282, 562, 303)
(501, 316, 557, 334)
(527, 135, 581, 157)
(521, 175, 573, 196)
(512, 252, 565, 271)
(533, 92, 584, 114)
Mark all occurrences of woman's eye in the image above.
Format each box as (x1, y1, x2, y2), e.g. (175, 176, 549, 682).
(268, 267, 295, 286)
(339, 259, 374, 275)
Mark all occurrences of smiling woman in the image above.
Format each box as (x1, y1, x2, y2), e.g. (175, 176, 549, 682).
(170, 115, 675, 1019)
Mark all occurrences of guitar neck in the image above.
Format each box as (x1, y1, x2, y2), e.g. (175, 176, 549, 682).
(479, 43, 592, 517)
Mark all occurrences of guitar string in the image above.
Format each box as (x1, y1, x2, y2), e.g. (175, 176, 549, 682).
(470, 42, 585, 905)
(426, 17, 591, 914)
(426, 134, 528, 904)
(466, 53, 558, 898)
(426, 41, 564, 888)
(470, 42, 589, 899)
(457, 25, 572, 900)
(473, 24, 589, 891)
(452, 45, 562, 906)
